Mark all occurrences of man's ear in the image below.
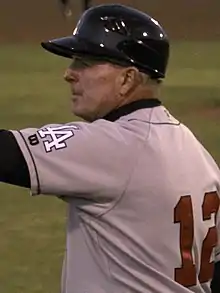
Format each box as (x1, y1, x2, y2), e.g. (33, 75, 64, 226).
(118, 67, 140, 96)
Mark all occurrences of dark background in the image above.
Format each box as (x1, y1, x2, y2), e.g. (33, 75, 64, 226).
(0, 0, 219, 42)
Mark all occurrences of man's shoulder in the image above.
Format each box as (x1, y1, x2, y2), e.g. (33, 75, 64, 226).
(64, 119, 144, 139)
(43, 119, 141, 149)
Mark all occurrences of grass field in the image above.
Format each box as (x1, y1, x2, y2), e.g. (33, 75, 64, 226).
(0, 41, 219, 293)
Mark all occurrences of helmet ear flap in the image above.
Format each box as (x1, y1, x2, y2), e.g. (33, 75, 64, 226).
(117, 39, 169, 78)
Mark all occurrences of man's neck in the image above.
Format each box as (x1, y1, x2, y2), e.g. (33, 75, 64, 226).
(117, 86, 160, 109)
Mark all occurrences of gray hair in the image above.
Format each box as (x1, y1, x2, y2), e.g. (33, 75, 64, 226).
(139, 72, 162, 85)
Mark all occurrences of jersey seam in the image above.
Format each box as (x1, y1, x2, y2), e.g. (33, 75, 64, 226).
(80, 220, 118, 290)
(95, 108, 154, 218)
(93, 109, 154, 284)
(96, 227, 119, 289)
(127, 118, 181, 126)
(18, 130, 41, 194)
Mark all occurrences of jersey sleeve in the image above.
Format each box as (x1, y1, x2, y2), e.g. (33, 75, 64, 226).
(10, 121, 135, 199)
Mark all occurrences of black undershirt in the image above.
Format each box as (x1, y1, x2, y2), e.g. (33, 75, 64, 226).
(211, 261, 220, 293)
(0, 130, 30, 188)
(103, 98, 161, 121)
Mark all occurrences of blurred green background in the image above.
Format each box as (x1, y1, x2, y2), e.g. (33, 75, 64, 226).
(0, 1, 219, 292)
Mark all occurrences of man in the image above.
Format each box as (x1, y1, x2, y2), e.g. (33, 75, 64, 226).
(0, 4, 220, 293)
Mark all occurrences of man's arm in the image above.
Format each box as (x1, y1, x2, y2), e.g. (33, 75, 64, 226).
(0, 130, 30, 188)
(211, 261, 220, 293)
(10, 122, 135, 198)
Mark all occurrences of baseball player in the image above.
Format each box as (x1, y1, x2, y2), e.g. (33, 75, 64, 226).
(0, 4, 220, 293)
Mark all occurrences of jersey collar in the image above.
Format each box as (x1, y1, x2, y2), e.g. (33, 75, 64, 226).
(103, 99, 162, 122)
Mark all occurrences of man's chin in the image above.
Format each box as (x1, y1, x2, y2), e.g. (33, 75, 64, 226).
(71, 107, 94, 122)
(71, 107, 83, 119)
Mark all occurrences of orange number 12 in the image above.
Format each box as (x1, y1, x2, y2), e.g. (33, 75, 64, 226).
(174, 191, 220, 287)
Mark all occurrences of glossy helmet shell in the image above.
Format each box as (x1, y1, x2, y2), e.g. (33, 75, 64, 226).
(41, 4, 169, 78)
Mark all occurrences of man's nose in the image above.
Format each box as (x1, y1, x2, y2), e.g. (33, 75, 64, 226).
(64, 68, 79, 83)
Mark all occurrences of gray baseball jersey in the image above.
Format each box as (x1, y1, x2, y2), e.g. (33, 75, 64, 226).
(11, 104, 220, 293)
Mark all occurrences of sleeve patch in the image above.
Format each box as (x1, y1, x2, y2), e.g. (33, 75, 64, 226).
(28, 125, 79, 153)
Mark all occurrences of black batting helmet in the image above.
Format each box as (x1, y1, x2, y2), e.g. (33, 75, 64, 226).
(41, 4, 169, 78)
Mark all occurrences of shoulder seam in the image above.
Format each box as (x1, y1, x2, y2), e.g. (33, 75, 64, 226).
(96, 122, 149, 218)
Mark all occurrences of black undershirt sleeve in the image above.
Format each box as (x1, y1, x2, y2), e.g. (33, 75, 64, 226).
(211, 261, 220, 293)
(0, 130, 30, 188)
